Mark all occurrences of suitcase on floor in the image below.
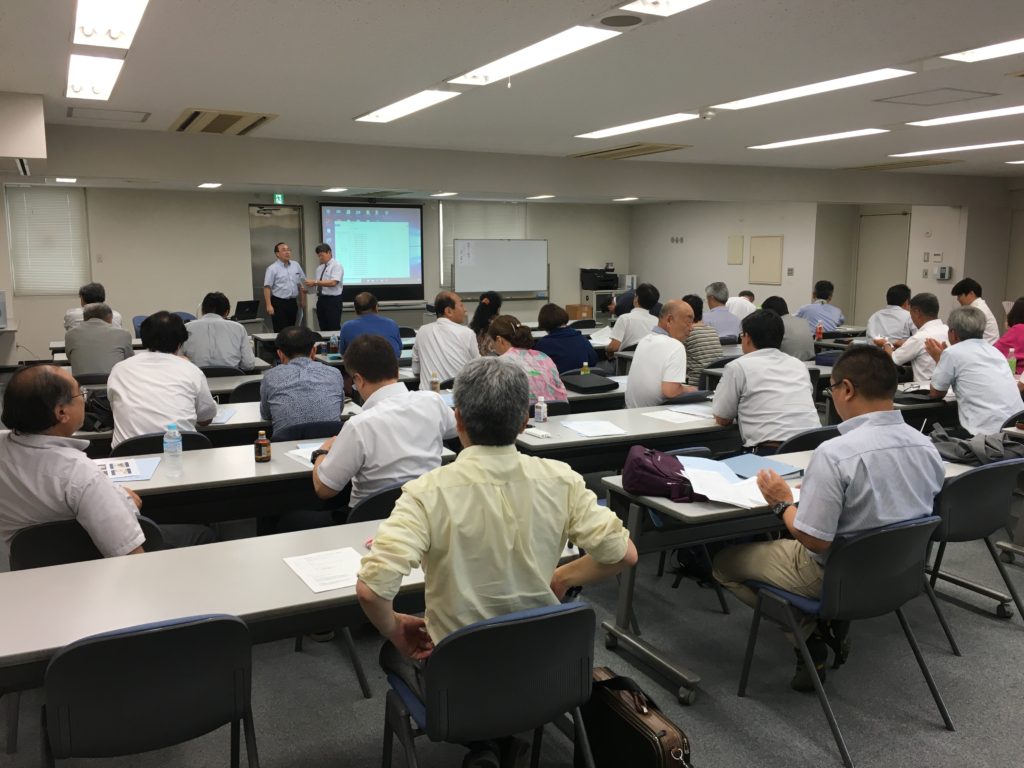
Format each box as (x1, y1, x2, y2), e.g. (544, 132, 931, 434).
(576, 666, 693, 768)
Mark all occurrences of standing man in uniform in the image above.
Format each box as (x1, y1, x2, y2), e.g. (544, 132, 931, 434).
(263, 242, 307, 332)
(305, 243, 344, 332)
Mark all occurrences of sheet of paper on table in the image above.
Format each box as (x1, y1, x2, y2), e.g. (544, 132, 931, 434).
(93, 456, 161, 482)
(667, 403, 716, 419)
(285, 442, 328, 469)
(563, 420, 627, 437)
(642, 410, 710, 425)
(284, 547, 364, 593)
(211, 407, 236, 425)
(684, 468, 801, 509)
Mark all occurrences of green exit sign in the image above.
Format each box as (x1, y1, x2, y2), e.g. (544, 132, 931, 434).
(273, 193, 284, 204)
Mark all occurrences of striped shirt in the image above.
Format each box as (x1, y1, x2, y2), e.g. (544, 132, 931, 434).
(259, 356, 344, 432)
(683, 323, 723, 386)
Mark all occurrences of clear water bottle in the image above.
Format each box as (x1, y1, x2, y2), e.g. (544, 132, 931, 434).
(430, 371, 441, 393)
(534, 396, 548, 423)
(163, 422, 183, 478)
(1009, 347, 1018, 375)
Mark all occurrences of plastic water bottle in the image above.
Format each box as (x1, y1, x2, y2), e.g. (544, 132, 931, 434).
(1009, 347, 1018, 375)
(430, 371, 441, 393)
(534, 396, 548, 423)
(581, 361, 590, 375)
(163, 423, 183, 478)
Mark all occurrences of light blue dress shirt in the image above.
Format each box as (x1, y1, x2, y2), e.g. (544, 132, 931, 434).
(795, 301, 845, 333)
(264, 259, 307, 299)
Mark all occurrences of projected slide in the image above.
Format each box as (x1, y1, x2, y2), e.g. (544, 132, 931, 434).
(319, 204, 424, 301)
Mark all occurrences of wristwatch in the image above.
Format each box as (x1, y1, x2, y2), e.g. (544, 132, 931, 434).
(309, 449, 330, 464)
(770, 501, 791, 519)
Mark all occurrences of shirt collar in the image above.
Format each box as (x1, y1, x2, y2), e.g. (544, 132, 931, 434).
(837, 409, 904, 435)
(200, 313, 225, 321)
(651, 326, 669, 336)
(456, 444, 519, 461)
(287, 355, 315, 366)
(361, 381, 407, 409)
(10, 431, 90, 452)
(630, 307, 650, 316)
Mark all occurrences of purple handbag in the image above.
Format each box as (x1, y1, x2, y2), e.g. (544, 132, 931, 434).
(622, 446, 706, 503)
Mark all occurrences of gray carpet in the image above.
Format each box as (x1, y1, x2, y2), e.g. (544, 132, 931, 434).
(3, 534, 1024, 768)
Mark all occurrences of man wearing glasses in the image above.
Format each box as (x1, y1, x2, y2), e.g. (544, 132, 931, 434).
(713, 346, 944, 692)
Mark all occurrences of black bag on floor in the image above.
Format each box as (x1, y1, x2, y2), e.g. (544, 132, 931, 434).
(576, 666, 693, 768)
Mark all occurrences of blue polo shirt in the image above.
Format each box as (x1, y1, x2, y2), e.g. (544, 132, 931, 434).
(533, 327, 598, 373)
(338, 313, 403, 357)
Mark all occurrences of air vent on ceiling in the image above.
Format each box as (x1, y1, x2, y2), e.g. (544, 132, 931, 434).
(600, 14, 644, 27)
(875, 88, 997, 107)
(170, 108, 278, 135)
(0, 158, 32, 175)
(572, 143, 689, 160)
(846, 158, 961, 172)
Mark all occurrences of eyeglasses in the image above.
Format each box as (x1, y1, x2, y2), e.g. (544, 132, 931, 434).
(822, 380, 854, 399)
(73, 388, 89, 403)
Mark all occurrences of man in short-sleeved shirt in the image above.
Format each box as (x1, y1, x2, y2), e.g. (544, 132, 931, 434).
(928, 306, 1021, 436)
(64, 282, 124, 332)
(951, 277, 999, 344)
(704, 281, 742, 338)
(263, 242, 307, 332)
(762, 296, 814, 362)
(866, 284, 914, 342)
(65, 303, 133, 376)
(411, 291, 480, 389)
(714, 346, 944, 691)
(338, 292, 402, 357)
(713, 310, 820, 451)
(876, 292, 947, 382)
(606, 282, 660, 358)
(305, 243, 345, 332)
(796, 279, 845, 333)
(260, 326, 344, 434)
(625, 300, 695, 408)
(182, 291, 257, 371)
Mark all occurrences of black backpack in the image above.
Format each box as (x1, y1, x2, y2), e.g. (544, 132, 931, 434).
(82, 391, 114, 432)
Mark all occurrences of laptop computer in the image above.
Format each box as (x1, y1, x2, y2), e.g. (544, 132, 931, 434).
(231, 300, 260, 321)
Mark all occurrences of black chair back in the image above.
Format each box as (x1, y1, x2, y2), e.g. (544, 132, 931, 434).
(663, 390, 709, 406)
(568, 319, 596, 329)
(697, 356, 734, 390)
(398, 326, 416, 338)
(200, 366, 244, 378)
(73, 373, 109, 386)
(933, 458, 1024, 542)
(818, 515, 941, 621)
(346, 485, 405, 524)
(109, 431, 211, 457)
(230, 379, 262, 403)
(775, 426, 840, 455)
(718, 335, 738, 345)
(667, 447, 713, 459)
(1001, 408, 1024, 429)
(10, 517, 164, 570)
(438, 378, 455, 390)
(423, 603, 595, 743)
(619, 343, 638, 354)
(529, 400, 571, 418)
(272, 420, 342, 442)
(43, 615, 255, 760)
(807, 367, 821, 393)
(173, 311, 197, 323)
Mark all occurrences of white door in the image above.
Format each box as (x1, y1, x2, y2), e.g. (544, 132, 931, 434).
(852, 213, 910, 324)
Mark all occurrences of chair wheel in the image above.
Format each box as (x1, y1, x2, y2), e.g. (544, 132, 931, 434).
(678, 687, 697, 706)
(999, 551, 1015, 564)
(604, 634, 618, 650)
(996, 603, 1015, 620)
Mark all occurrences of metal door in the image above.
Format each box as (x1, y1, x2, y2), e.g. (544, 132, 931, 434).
(248, 205, 304, 327)
(852, 213, 910, 324)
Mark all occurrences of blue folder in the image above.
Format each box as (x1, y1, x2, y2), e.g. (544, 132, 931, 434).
(721, 453, 803, 479)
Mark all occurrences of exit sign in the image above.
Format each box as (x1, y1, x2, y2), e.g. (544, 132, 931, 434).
(273, 193, 284, 204)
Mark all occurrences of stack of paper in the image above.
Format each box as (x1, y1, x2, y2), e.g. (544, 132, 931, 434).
(674, 456, 801, 509)
(285, 442, 328, 468)
(211, 406, 236, 425)
(589, 326, 613, 344)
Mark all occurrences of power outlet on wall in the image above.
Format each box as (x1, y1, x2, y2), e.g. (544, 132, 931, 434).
(922, 252, 930, 262)
(922, 268, 928, 278)
(786, 267, 794, 276)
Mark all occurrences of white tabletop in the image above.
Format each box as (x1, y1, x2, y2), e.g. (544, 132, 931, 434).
(51, 353, 270, 372)
(516, 405, 724, 451)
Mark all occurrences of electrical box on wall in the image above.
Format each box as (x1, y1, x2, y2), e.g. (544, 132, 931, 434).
(934, 265, 954, 281)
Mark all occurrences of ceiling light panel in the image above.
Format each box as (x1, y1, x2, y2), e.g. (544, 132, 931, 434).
(448, 26, 620, 86)
(431, 192, 458, 197)
(907, 104, 1024, 127)
(66, 54, 124, 100)
(355, 90, 460, 123)
(55, 178, 77, 183)
(619, 0, 713, 16)
(749, 128, 888, 150)
(576, 112, 699, 139)
(941, 37, 1024, 63)
(1007, 160, 1024, 164)
(322, 187, 348, 193)
(613, 197, 638, 201)
(890, 140, 1024, 157)
(198, 182, 222, 188)
(712, 68, 914, 110)
(73, 0, 150, 50)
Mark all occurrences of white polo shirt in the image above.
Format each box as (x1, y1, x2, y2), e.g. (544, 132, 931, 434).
(317, 382, 457, 508)
(970, 297, 1000, 344)
(313, 258, 345, 296)
(611, 307, 658, 351)
(931, 338, 1022, 435)
(892, 318, 948, 382)
(712, 347, 820, 447)
(411, 317, 480, 390)
(107, 351, 219, 447)
(726, 296, 756, 321)
(625, 329, 687, 408)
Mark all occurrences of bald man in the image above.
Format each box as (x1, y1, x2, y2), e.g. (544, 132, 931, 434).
(410, 291, 480, 390)
(626, 299, 698, 408)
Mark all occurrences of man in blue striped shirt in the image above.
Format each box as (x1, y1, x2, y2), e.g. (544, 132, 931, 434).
(260, 326, 344, 433)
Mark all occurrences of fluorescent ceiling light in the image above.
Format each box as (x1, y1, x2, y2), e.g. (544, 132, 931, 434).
(355, 90, 460, 123)
(941, 37, 1024, 63)
(889, 140, 1024, 157)
(526, 194, 555, 200)
(576, 112, 699, 139)
(66, 54, 124, 100)
(198, 182, 222, 188)
(74, 0, 150, 50)
(55, 178, 78, 183)
(613, 197, 638, 201)
(448, 26, 620, 85)
(1007, 160, 1024, 165)
(906, 104, 1024, 127)
(431, 192, 458, 197)
(712, 68, 914, 110)
(749, 128, 888, 150)
(619, 0, 713, 17)
(322, 187, 348, 193)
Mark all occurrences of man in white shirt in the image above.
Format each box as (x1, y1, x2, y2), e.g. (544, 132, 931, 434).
(107, 312, 218, 447)
(182, 292, 257, 371)
(606, 282, 660, 358)
(726, 290, 757, 321)
(927, 306, 1022, 436)
(866, 284, 914, 342)
(311, 335, 456, 511)
(875, 292, 948, 382)
(263, 242, 307, 332)
(625, 300, 696, 408)
(304, 243, 345, 332)
(951, 277, 999, 344)
(411, 291, 480, 390)
(713, 309, 820, 452)
(64, 282, 124, 332)
(704, 282, 742, 338)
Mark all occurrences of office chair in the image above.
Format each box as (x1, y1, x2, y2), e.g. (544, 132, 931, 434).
(718, 335, 739, 345)
(398, 326, 416, 338)
(697, 356, 733, 391)
(346, 485, 405, 524)
(73, 372, 109, 386)
(42, 615, 259, 767)
(662, 390, 709, 406)
(131, 315, 146, 338)
(775, 426, 840, 455)
(229, 380, 262, 403)
(568, 318, 596, 329)
(737, 516, 953, 768)
(438, 377, 456, 390)
(109, 431, 212, 457)
(382, 602, 597, 768)
(200, 365, 245, 378)
(173, 311, 197, 323)
(3, 517, 163, 754)
(1001, 409, 1024, 429)
(271, 421, 341, 442)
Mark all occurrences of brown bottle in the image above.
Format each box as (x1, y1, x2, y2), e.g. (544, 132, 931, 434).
(255, 430, 271, 463)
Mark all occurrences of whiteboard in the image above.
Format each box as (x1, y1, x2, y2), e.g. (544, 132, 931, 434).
(453, 239, 548, 295)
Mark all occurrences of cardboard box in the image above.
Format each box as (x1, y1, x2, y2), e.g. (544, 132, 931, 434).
(566, 304, 593, 320)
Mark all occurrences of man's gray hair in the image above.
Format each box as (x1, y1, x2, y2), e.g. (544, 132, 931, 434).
(705, 282, 729, 303)
(948, 306, 987, 341)
(453, 358, 530, 446)
(82, 303, 113, 322)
